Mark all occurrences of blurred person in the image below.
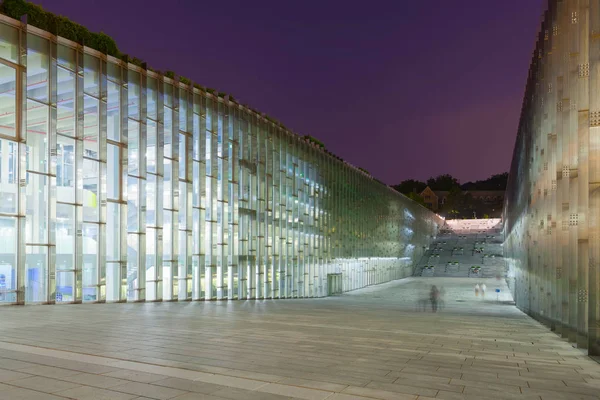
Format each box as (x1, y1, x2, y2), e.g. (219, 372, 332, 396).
(474, 283, 480, 297)
(439, 286, 446, 310)
(481, 283, 487, 298)
(430, 285, 440, 312)
(417, 284, 429, 311)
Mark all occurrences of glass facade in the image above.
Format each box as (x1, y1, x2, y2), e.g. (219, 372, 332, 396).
(504, 0, 600, 355)
(0, 16, 442, 305)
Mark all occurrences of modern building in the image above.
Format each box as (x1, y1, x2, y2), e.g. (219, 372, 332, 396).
(504, 0, 600, 355)
(0, 9, 442, 305)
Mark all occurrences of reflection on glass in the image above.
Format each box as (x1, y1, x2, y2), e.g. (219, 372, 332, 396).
(128, 120, 139, 176)
(25, 172, 48, 244)
(106, 202, 120, 261)
(0, 64, 17, 137)
(27, 34, 49, 103)
(25, 245, 47, 302)
(107, 144, 120, 200)
(84, 54, 100, 97)
(56, 135, 75, 203)
(0, 23, 18, 62)
(0, 217, 17, 303)
(146, 120, 157, 173)
(26, 100, 48, 173)
(0, 139, 18, 214)
(107, 81, 121, 141)
(83, 95, 99, 157)
(83, 159, 99, 222)
(57, 67, 76, 137)
(82, 223, 99, 302)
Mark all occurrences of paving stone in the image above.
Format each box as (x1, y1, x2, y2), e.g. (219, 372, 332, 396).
(0, 368, 32, 383)
(54, 385, 139, 400)
(8, 375, 81, 393)
(109, 381, 188, 399)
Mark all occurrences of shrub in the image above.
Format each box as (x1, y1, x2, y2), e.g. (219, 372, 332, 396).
(0, 0, 120, 57)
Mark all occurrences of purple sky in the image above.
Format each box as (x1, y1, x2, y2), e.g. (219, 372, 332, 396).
(35, 0, 545, 185)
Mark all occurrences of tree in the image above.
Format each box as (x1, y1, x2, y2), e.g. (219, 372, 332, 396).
(392, 179, 427, 195)
(426, 174, 460, 191)
(407, 191, 426, 206)
(461, 172, 508, 190)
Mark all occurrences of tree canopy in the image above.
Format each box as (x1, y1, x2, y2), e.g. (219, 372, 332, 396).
(461, 172, 508, 191)
(392, 179, 426, 195)
(426, 174, 460, 191)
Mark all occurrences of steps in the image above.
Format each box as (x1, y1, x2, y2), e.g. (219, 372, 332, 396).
(415, 219, 507, 279)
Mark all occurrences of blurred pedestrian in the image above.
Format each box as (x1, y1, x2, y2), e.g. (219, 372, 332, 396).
(480, 283, 486, 298)
(474, 283, 480, 297)
(430, 285, 440, 312)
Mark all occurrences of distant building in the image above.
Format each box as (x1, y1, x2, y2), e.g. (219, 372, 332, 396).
(418, 186, 504, 213)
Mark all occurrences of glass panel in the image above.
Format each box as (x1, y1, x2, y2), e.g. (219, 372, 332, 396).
(107, 81, 121, 141)
(193, 162, 201, 208)
(164, 108, 172, 158)
(84, 95, 99, 158)
(57, 67, 76, 137)
(82, 223, 99, 301)
(164, 159, 172, 210)
(179, 90, 187, 132)
(193, 114, 200, 160)
(83, 159, 99, 222)
(105, 262, 119, 302)
(146, 174, 156, 226)
(107, 144, 120, 200)
(179, 134, 186, 179)
(56, 203, 75, 270)
(27, 34, 49, 103)
(57, 44, 76, 71)
(56, 135, 75, 203)
(127, 176, 139, 232)
(25, 245, 47, 303)
(127, 234, 138, 300)
(0, 64, 17, 137)
(128, 70, 140, 120)
(84, 54, 100, 97)
(164, 83, 172, 108)
(0, 23, 18, 63)
(0, 139, 18, 214)
(128, 120, 139, 176)
(146, 227, 156, 299)
(107, 61, 121, 83)
(26, 100, 48, 173)
(106, 202, 120, 261)
(0, 217, 17, 303)
(164, 211, 172, 260)
(147, 77, 157, 120)
(55, 271, 74, 303)
(25, 173, 48, 244)
(146, 120, 156, 174)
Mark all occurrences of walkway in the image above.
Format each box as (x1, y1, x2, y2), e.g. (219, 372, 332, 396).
(0, 278, 599, 400)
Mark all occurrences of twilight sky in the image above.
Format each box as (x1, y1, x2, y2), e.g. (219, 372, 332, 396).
(35, 0, 546, 185)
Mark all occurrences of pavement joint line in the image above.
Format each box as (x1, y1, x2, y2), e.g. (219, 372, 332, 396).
(0, 341, 351, 397)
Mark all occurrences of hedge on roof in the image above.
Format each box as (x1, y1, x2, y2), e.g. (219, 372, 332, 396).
(303, 135, 325, 149)
(0, 0, 120, 57)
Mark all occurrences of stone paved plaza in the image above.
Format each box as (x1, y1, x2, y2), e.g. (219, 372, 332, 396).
(0, 277, 599, 400)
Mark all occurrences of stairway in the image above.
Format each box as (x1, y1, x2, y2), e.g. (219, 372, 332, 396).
(415, 219, 507, 279)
